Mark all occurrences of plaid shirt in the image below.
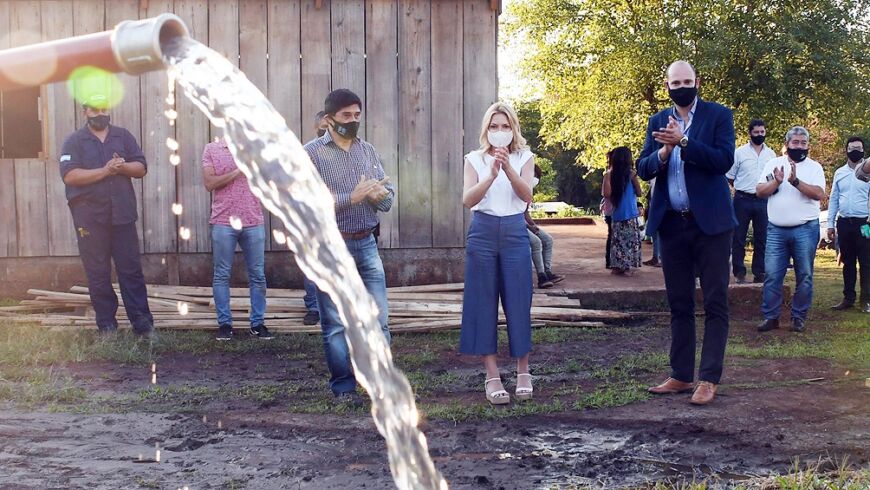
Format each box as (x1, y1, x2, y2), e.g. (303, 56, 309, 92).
(305, 132, 395, 233)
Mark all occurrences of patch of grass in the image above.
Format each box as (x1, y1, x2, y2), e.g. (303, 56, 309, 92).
(575, 381, 650, 409)
(133, 476, 160, 489)
(727, 328, 870, 371)
(391, 331, 460, 351)
(736, 457, 870, 490)
(405, 370, 461, 395)
(222, 477, 251, 490)
(0, 367, 88, 407)
(395, 348, 438, 370)
(532, 327, 604, 344)
(589, 352, 669, 380)
(420, 398, 567, 423)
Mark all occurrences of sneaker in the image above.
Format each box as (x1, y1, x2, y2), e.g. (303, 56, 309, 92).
(642, 257, 659, 266)
(303, 310, 320, 325)
(537, 273, 554, 289)
(546, 271, 565, 284)
(216, 324, 234, 341)
(335, 391, 365, 408)
(250, 324, 274, 340)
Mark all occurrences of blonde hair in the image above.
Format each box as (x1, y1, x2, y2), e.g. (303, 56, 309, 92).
(478, 102, 528, 154)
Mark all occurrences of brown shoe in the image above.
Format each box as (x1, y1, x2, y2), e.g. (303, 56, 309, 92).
(648, 377, 694, 394)
(690, 381, 717, 405)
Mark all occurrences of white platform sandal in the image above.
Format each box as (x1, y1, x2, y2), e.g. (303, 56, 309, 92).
(515, 373, 534, 401)
(485, 377, 510, 405)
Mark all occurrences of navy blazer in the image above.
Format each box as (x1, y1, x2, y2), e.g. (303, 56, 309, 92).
(636, 98, 737, 236)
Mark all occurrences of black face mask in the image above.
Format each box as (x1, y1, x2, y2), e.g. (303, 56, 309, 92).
(847, 149, 864, 163)
(316, 128, 327, 138)
(787, 147, 808, 163)
(668, 86, 697, 108)
(87, 114, 110, 131)
(750, 134, 766, 146)
(331, 119, 359, 139)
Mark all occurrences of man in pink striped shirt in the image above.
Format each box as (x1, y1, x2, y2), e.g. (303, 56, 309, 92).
(202, 138, 272, 341)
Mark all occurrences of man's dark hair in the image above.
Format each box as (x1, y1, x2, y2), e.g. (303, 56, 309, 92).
(846, 136, 865, 149)
(748, 119, 765, 133)
(324, 89, 362, 115)
(314, 110, 326, 125)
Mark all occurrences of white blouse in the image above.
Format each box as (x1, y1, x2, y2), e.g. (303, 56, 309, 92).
(467, 148, 533, 217)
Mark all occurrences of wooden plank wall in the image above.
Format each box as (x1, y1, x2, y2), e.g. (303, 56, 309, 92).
(0, 0, 499, 258)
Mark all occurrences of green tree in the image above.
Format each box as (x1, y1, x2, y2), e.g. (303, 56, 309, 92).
(505, 0, 870, 172)
(516, 99, 597, 207)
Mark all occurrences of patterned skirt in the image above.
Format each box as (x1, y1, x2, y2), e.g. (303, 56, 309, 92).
(610, 219, 642, 271)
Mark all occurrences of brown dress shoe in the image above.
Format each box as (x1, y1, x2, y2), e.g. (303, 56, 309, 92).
(648, 377, 694, 394)
(690, 381, 717, 405)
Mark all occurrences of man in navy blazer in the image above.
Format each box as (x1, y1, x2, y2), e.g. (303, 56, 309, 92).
(637, 61, 737, 405)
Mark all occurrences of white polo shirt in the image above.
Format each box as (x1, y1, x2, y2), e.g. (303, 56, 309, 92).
(727, 143, 777, 194)
(758, 156, 826, 227)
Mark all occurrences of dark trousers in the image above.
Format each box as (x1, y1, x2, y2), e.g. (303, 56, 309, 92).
(837, 217, 870, 303)
(731, 192, 768, 279)
(71, 208, 152, 332)
(604, 215, 613, 268)
(659, 212, 732, 384)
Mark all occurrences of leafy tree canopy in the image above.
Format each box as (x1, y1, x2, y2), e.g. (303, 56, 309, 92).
(505, 0, 870, 170)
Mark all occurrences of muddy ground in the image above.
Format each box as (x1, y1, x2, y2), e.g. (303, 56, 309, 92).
(1, 226, 867, 489)
(0, 317, 867, 490)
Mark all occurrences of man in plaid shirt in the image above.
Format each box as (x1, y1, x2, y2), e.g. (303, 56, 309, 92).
(304, 89, 395, 403)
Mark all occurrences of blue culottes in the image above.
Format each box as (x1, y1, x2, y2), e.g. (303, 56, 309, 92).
(460, 211, 533, 357)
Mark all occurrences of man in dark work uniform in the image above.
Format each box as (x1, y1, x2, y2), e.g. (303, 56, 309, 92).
(59, 94, 153, 336)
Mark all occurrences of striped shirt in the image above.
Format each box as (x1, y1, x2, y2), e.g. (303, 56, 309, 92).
(304, 131, 395, 233)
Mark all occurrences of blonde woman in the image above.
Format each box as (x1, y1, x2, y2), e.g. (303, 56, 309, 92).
(460, 102, 535, 405)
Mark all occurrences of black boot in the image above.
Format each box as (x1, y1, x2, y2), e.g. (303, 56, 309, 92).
(537, 273, 554, 289)
(757, 318, 779, 332)
(830, 300, 855, 311)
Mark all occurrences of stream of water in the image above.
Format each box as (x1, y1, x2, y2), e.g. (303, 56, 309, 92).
(163, 37, 447, 490)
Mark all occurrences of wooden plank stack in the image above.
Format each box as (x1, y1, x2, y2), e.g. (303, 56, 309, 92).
(0, 283, 635, 334)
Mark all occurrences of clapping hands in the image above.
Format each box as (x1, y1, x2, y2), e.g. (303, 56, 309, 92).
(351, 174, 391, 205)
(105, 152, 125, 175)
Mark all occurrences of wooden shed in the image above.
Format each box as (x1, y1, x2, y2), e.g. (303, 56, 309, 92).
(0, 0, 500, 296)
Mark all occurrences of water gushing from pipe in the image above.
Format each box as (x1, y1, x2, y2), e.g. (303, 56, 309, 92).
(162, 37, 447, 490)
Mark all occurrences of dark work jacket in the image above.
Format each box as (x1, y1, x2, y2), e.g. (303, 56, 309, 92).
(59, 125, 146, 225)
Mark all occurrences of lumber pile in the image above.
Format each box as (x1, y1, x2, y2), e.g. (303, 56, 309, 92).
(0, 283, 634, 334)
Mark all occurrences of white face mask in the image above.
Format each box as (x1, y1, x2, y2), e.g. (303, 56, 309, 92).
(487, 129, 514, 148)
(531, 177, 540, 188)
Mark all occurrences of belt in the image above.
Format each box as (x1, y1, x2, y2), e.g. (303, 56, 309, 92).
(838, 216, 869, 222)
(666, 209, 694, 219)
(340, 229, 373, 240)
(735, 190, 761, 198)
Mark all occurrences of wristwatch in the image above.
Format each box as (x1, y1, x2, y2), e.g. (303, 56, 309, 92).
(679, 135, 689, 148)
(791, 177, 800, 187)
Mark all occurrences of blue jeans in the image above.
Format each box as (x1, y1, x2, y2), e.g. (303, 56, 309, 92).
(762, 220, 820, 321)
(315, 234, 391, 395)
(212, 224, 267, 327)
(528, 228, 554, 275)
(303, 276, 318, 313)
